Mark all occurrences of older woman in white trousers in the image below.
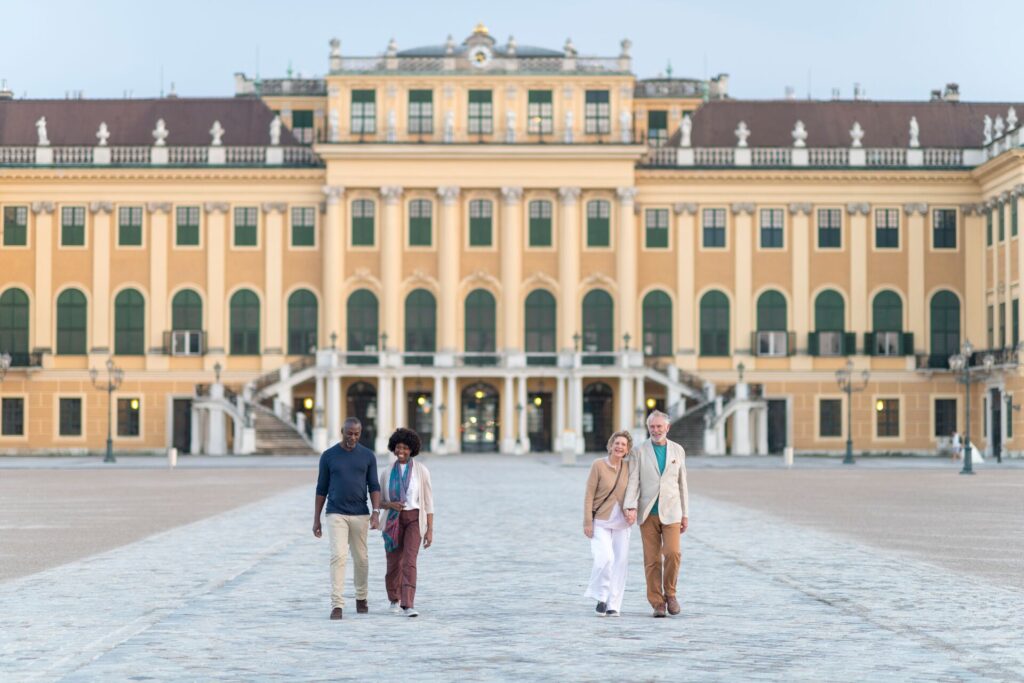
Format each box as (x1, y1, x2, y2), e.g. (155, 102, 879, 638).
(582, 430, 633, 617)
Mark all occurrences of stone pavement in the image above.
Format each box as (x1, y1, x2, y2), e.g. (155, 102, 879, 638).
(2, 455, 1022, 681)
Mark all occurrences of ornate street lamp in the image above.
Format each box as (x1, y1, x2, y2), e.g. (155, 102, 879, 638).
(835, 359, 869, 465)
(623, 333, 631, 351)
(89, 358, 124, 464)
(949, 341, 994, 475)
(572, 332, 581, 353)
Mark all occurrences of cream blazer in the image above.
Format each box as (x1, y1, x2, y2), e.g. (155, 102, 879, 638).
(624, 439, 689, 525)
(379, 459, 435, 538)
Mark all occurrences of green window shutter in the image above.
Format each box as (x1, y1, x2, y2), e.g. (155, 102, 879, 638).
(468, 90, 493, 135)
(0, 289, 30, 361)
(351, 89, 377, 135)
(290, 207, 316, 247)
(118, 206, 143, 246)
(465, 289, 497, 354)
(528, 200, 552, 246)
(3, 206, 28, 246)
(230, 289, 261, 355)
(408, 90, 434, 134)
(61, 206, 86, 246)
(405, 289, 437, 356)
(59, 397, 82, 436)
(843, 332, 856, 356)
(1013, 201, 1018, 237)
(645, 208, 669, 248)
(234, 207, 258, 246)
(409, 199, 432, 246)
(176, 206, 200, 246)
(171, 290, 203, 330)
(587, 200, 610, 247)
(999, 205, 1005, 241)
(584, 90, 610, 134)
(902, 332, 914, 356)
(642, 290, 673, 356)
(699, 291, 729, 357)
(56, 289, 87, 355)
(291, 110, 314, 128)
(646, 110, 668, 145)
(987, 210, 993, 246)
(524, 289, 556, 355)
(702, 208, 726, 248)
(114, 289, 145, 355)
(351, 200, 375, 246)
(756, 291, 787, 331)
(287, 289, 318, 355)
(469, 199, 493, 246)
(863, 332, 875, 357)
(527, 90, 553, 134)
(808, 332, 819, 357)
(933, 209, 957, 249)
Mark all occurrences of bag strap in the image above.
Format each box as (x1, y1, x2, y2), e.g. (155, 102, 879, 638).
(592, 460, 624, 516)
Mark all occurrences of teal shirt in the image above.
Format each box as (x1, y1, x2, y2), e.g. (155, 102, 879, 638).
(649, 443, 667, 517)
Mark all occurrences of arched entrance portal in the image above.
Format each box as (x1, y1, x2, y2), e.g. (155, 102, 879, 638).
(583, 382, 614, 452)
(346, 382, 377, 449)
(461, 382, 499, 452)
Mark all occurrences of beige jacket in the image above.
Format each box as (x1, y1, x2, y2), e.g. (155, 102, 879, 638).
(624, 438, 689, 525)
(583, 457, 630, 526)
(379, 459, 435, 538)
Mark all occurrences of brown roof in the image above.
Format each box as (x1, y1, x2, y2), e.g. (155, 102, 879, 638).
(686, 100, 1024, 148)
(0, 98, 299, 146)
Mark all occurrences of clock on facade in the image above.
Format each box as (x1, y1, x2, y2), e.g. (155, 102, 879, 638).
(468, 45, 492, 68)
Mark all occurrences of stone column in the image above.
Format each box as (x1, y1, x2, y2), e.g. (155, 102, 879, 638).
(731, 203, 755, 356)
(674, 203, 698, 366)
(432, 375, 444, 453)
(446, 376, 458, 453)
(990, 199, 1000, 347)
(571, 375, 584, 454)
(327, 367, 341, 444)
(1001, 194, 1012, 347)
(1015, 189, 1024, 348)
(616, 187, 638, 343)
(962, 204, 986, 344)
(618, 376, 634, 433)
(313, 374, 327, 451)
(376, 373, 392, 453)
(394, 375, 406, 431)
(205, 203, 229, 361)
(500, 187, 524, 353)
(732, 382, 751, 455)
(322, 186, 345, 349)
(757, 407, 769, 455)
(262, 202, 287, 359)
(905, 203, 928, 351)
(190, 404, 201, 455)
(89, 202, 111, 356)
(516, 376, 528, 454)
(31, 202, 55, 356)
(558, 187, 582, 350)
(437, 187, 460, 353)
(502, 374, 516, 453)
(139, 202, 167, 364)
(207, 383, 227, 456)
(848, 203, 870, 344)
(789, 203, 812, 360)
(380, 187, 404, 351)
(633, 375, 645, 430)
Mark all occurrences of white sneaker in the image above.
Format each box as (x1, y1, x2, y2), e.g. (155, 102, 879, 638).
(402, 607, 419, 618)
(389, 601, 400, 613)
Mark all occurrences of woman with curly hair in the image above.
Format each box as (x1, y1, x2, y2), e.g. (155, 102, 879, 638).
(379, 427, 434, 617)
(583, 430, 633, 617)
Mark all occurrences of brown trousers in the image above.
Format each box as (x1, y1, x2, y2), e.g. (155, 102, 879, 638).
(640, 514, 681, 608)
(385, 509, 421, 608)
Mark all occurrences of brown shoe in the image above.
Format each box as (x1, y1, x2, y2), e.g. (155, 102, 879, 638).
(666, 597, 681, 615)
(356, 599, 368, 614)
(330, 608, 343, 620)
(653, 603, 667, 618)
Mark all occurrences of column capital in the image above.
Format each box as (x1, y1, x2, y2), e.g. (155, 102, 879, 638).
(322, 185, 345, 205)
(557, 187, 581, 204)
(903, 202, 928, 216)
(88, 201, 113, 215)
(437, 186, 460, 205)
(146, 201, 172, 214)
(203, 202, 229, 214)
(381, 186, 404, 205)
(960, 203, 984, 216)
(672, 202, 698, 215)
(787, 202, 812, 215)
(1013, 184, 1024, 198)
(846, 202, 871, 216)
(500, 186, 523, 204)
(30, 201, 54, 215)
(261, 202, 288, 214)
(616, 186, 638, 204)
(730, 202, 755, 216)
(998, 191, 1011, 203)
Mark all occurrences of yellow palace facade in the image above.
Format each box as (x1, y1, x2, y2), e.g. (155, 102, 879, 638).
(1, 26, 1023, 458)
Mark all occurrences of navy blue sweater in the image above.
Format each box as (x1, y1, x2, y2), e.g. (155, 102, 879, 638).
(315, 442, 381, 515)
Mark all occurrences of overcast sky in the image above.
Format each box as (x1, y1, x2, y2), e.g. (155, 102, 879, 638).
(3, 0, 1018, 102)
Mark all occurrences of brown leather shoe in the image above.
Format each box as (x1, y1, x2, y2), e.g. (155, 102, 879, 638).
(356, 599, 368, 614)
(330, 608, 343, 620)
(666, 597, 681, 615)
(653, 603, 667, 618)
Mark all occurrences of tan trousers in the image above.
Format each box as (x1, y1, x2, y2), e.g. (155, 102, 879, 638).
(640, 514, 681, 608)
(326, 513, 370, 609)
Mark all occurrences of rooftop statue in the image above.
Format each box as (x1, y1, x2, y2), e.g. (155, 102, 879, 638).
(734, 121, 750, 148)
(792, 120, 807, 148)
(849, 121, 864, 148)
(96, 122, 110, 147)
(152, 118, 169, 146)
(35, 116, 49, 146)
(269, 115, 281, 146)
(679, 115, 692, 148)
(209, 121, 224, 146)
(909, 116, 920, 148)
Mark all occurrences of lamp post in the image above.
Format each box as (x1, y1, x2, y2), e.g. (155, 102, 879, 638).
(0, 352, 11, 382)
(948, 341, 994, 475)
(515, 402, 524, 450)
(573, 332, 581, 353)
(834, 359, 869, 465)
(89, 358, 124, 464)
(623, 333, 631, 351)
(438, 402, 446, 446)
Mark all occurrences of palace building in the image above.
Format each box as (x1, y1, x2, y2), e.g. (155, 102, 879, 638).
(1, 25, 1023, 458)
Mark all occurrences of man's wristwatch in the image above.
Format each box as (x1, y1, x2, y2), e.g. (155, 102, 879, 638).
(372, 509, 380, 514)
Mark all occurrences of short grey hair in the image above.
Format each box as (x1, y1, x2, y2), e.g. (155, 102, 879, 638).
(646, 410, 670, 426)
(343, 417, 362, 430)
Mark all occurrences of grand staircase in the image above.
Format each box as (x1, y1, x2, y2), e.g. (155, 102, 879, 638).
(668, 402, 714, 456)
(252, 405, 316, 455)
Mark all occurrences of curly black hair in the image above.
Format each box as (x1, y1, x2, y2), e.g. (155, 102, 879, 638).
(387, 427, 422, 457)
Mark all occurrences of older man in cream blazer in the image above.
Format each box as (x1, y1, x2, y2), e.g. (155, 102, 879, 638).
(624, 410, 689, 617)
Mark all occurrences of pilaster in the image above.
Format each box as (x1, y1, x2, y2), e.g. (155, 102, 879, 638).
(905, 203, 928, 351)
(203, 202, 228, 362)
(437, 186, 460, 351)
(262, 202, 287, 360)
(731, 202, 755, 355)
(617, 187, 638, 344)
(31, 202, 54, 355)
(558, 187, 581, 350)
(674, 203, 698, 367)
(789, 203, 812, 364)
(89, 202, 112, 355)
(500, 187, 523, 353)
(322, 186, 344, 349)
(380, 186, 404, 351)
(143, 202, 168, 368)
(847, 203, 870, 341)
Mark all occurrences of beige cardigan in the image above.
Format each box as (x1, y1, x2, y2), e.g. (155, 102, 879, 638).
(378, 459, 435, 538)
(624, 439, 689, 525)
(583, 457, 630, 526)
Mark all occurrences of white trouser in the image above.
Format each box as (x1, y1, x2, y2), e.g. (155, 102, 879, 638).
(583, 525, 631, 611)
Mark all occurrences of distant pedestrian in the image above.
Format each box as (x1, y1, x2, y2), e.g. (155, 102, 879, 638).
(583, 430, 633, 617)
(951, 430, 962, 460)
(313, 417, 381, 620)
(379, 427, 434, 617)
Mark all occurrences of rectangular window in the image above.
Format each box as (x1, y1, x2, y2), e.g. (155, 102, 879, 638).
(468, 90, 493, 135)
(527, 90, 553, 134)
(409, 199, 432, 246)
(875, 208, 899, 248)
(176, 206, 200, 246)
(118, 206, 143, 246)
(290, 207, 315, 247)
(702, 208, 726, 248)
(1013, 200, 1018, 237)
(234, 207, 258, 247)
(1014, 299, 1019, 348)
(1007, 395, 1014, 439)
(469, 199, 493, 247)
(934, 398, 957, 437)
(817, 331, 844, 356)
(59, 397, 82, 436)
(759, 208, 784, 248)
(291, 109, 314, 144)
(1, 398, 24, 436)
(876, 398, 900, 437)
(999, 204, 1005, 242)
(351, 200, 375, 246)
(584, 90, 610, 134)
(817, 208, 841, 248)
(647, 110, 668, 146)
(586, 201, 610, 247)
(819, 399, 842, 438)
(933, 208, 957, 249)
(117, 397, 141, 437)
(645, 208, 669, 248)
(351, 90, 376, 135)
(999, 303, 1006, 348)
(528, 200, 552, 247)
(987, 210, 993, 246)
(3, 206, 28, 246)
(61, 206, 86, 246)
(874, 331, 901, 356)
(987, 304, 994, 348)
(408, 90, 434, 135)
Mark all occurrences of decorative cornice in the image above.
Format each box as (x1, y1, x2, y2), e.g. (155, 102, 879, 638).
(322, 185, 344, 205)
(558, 187, 581, 204)
(960, 203, 983, 216)
(30, 201, 54, 215)
(902, 202, 928, 216)
(88, 201, 113, 214)
(730, 202, 755, 215)
(672, 202, 698, 215)
(261, 202, 288, 214)
(203, 202, 229, 214)
(616, 187, 638, 204)
(846, 202, 871, 216)
(500, 186, 523, 204)
(146, 202, 172, 214)
(999, 191, 1011, 204)
(380, 186, 404, 205)
(1012, 184, 1024, 198)
(437, 186, 460, 205)
(0, 168, 325, 182)
(788, 203, 813, 215)
(636, 168, 973, 185)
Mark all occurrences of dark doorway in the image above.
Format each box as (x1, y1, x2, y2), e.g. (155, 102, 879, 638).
(293, 396, 314, 438)
(990, 388, 1002, 463)
(527, 392, 552, 452)
(347, 382, 377, 449)
(767, 399, 788, 454)
(583, 382, 614, 452)
(172, 398, 192, 454)
(461, 382, 499, 452)
(407, 391, 433, 450)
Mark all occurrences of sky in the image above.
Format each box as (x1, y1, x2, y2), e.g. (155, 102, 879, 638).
(1, 0, 1019, 102)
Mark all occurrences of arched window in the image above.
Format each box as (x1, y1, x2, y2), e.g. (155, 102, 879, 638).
(347, 289, 378, 363)
(930, 290, 960, 364)
(642, 290, 673, 356)
(114, 289, 145, 355)
(812, 289, 846, 356)
(171, 289, 202, 330)
(287, 289, 318, 355)
(0, 288, 30, 364)
(56, 289, 87, 355)
(465, 289, 496, 364)
(756, 290, 787, 331)
(871, 290, 905, 356)
(524, 289, 556, 365)
(405, 289, 436, 365)
(582, 289, 614, 354)
(229, 289, 260, 355)
(699, 290, 729, 356)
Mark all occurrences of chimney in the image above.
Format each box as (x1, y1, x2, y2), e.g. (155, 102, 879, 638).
(943, 83, 960, 102)
(930, 89, 942, 102)
(709, 73, 729, 100)
(0, 79, 12, 100)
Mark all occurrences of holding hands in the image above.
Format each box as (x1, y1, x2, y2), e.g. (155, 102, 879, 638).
(625, 509, 637, 525)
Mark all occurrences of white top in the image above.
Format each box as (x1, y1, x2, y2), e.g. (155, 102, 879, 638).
(398, 462, 420, 511)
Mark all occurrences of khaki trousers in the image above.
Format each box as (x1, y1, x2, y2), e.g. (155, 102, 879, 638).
(639, 514, 681, 608)
(326, 513, 370, 609)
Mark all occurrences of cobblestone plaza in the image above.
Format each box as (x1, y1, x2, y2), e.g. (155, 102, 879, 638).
(2, 455, 1022, 681)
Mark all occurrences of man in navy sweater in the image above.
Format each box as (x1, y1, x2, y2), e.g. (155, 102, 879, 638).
(313, 417, 381, 620)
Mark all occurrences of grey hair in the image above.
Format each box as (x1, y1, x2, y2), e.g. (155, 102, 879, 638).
(646, 409, 670, 425)
(343, 417, 362, 430)
(606, 430, 634, 454)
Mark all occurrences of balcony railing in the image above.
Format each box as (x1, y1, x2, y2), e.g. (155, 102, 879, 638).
(643, 144, 975, 170)
(0, 145, 322, 168)
(2, 351, 42, 368)
(163, 330, 205, 356)
(752, 331, 794, 357)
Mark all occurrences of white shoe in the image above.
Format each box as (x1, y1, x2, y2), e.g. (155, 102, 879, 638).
(402, 607, 419, 617)
(389, 601, 400, 613)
